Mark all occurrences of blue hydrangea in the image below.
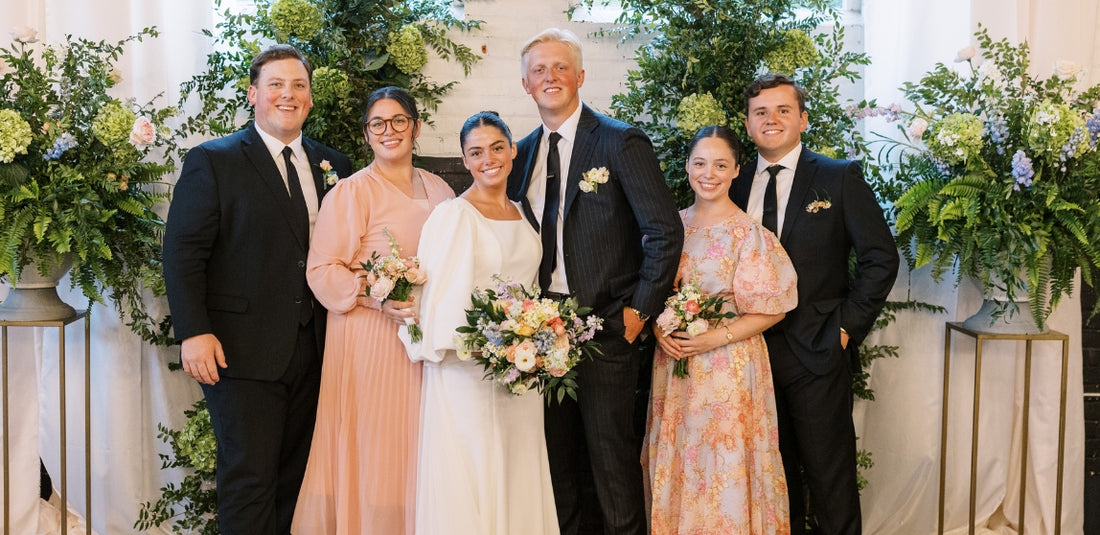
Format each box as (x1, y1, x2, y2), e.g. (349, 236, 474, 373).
(1011, 150, 1034, 190)
(43, 132, 77, 161)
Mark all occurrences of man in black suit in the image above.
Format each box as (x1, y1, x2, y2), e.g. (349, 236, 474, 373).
(731, 73, 899, 534)
(507, 28, 683, 535)
(163, 44, 351, 535)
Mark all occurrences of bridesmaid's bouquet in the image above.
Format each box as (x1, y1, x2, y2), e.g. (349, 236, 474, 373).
(655, 280, 737, 378)
(456, 276, 604, 403)
(360, 228, 427, 342)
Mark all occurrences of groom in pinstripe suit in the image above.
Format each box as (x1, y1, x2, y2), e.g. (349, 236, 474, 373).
(508, 28, 683, 535)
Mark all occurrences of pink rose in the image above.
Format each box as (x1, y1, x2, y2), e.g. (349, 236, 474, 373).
(684, 299, 701, 314)
(908, 117, 929, 139)
(405, 266, 427, 285)
(129, 116, 156, 148)
(370, 276, 395, 300)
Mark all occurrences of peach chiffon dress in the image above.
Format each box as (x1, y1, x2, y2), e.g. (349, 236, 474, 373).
(291, 164, 454, 535)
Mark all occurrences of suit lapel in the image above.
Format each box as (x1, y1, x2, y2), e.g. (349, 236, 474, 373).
(242, 124, 308, 249)
(781, 150, 817, 248)
(514, 127, 543, 231)
(563, 105, 599, 218)
(301, 138, 329, 199)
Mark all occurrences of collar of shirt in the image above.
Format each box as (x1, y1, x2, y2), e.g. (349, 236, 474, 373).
(747, 143, 803, 238)
(254, 123, 305, 172)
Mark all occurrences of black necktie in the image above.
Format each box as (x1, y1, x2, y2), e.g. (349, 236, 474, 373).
(282, 146, 310, 241)
(539, 132, 562, 292)
(762, 164, 782, 236)
(282, 146, 313, 324)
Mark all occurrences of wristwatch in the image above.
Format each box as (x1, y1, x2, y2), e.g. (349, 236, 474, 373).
(630, 307, 651, 322)
(725, 327, 734, 342)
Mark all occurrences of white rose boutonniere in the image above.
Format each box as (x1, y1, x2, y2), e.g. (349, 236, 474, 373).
(580, 166, 610, 193)
(319, 159, 340, 186)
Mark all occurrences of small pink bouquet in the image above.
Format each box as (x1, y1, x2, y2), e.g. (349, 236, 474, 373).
(360, 228, 427, 342)
(655, 280, 736, 378)
(455, 276, 604, 403)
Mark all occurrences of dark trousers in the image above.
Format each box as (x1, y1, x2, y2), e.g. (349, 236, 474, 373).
(201, 322, 321, 535)
(545, 332, 646, 535)
(766, 331, 862, 535)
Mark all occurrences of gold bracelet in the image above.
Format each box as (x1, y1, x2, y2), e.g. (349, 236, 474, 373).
(725, 326, 733, 342)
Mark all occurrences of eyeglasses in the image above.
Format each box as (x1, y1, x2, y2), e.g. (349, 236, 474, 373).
(366, 114, 413, 135)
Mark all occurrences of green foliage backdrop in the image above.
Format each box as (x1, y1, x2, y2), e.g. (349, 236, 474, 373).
(178, 0, 482, 167)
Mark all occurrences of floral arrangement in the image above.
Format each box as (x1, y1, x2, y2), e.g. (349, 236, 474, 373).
(0, 26, 177, 343)
(655, 279, 737, 377)
(763, 28, 820, 75)
(455, 277, 603, 403)
(873, 26, 1100, 328)
(360, 228, 427, 342)
(179, 0, 482, 168)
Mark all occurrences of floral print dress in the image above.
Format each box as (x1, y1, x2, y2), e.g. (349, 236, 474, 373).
(643, 207, 798, 534)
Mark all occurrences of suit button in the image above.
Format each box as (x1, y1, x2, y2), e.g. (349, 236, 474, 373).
(298, 260, 305, 268)
(294, 297, 303, 304)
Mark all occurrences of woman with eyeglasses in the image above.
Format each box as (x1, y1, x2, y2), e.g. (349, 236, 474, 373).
(292, 86, 455, 535)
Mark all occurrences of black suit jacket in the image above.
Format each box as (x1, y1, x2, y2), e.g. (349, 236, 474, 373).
(163, 123, 353, 381)
(507, 105, 682, 330)
(733, 149, 898, 375)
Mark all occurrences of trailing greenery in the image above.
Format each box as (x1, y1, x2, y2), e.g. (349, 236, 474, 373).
(136, 400, 218, 534)
(570, 0, 871, 207)
(872, 26, 1100, 329)
(178, 0, 483, 167)
(0, 27, 177, 344)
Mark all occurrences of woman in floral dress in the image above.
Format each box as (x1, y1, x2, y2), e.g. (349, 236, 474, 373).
(643, 125, 798, 534)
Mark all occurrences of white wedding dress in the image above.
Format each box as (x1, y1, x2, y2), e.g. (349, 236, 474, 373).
(409, 198, 559, 535)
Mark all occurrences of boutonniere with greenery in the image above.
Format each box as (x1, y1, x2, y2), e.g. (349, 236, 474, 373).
(318, 159, 339, 186)
(579, 166, 609, 193)
(805, 191, 832, 213)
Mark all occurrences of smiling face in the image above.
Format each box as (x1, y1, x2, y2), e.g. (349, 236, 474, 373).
(744, 84, 808, 162)
(247, 58, 313, 144)
(462, 125, 517, 191)
(521, 40, 585, 126)
(687, 135, 740, 203)
(364, 98, 420, 163)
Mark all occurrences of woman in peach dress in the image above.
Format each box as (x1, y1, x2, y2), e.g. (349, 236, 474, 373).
(643, 125, 798, 534)
(291, 86, 454, 534)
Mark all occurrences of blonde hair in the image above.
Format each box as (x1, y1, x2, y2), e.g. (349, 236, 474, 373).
(520, 28, 584, 75)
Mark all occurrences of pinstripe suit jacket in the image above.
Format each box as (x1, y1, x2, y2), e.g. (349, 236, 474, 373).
(507, 105, 682, 330)
(732, 149, 898, 375)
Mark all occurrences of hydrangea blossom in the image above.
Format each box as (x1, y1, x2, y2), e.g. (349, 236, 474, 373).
(763, 29, 819, 75)
(1027, 100, 1088, 163)
(675, 92, 727, 134)
(311, 66, 352, 107)
(268, 0, 324, 41)
(388, 25, 428, 74)
(0, 109, 33, 163)
(926, 112, 983, 166)
(1011, 150, 1034, 190)
(91, 100, 138, 147)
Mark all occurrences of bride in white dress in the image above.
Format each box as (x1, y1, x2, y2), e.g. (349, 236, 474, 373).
(408, 112, 559, 535)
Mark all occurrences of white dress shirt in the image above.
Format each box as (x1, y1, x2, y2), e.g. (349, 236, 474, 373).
(526, 103, 583, 294)
(745, 143, 803, 239)
(254, 124, 321, 237)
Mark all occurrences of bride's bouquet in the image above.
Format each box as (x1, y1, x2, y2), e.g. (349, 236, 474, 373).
(360, 228, 427, 342)
(456, 277, 603, 403)
(655, 280, 737, 378)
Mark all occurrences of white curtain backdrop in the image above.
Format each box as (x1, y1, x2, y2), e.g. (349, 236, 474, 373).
(859, 0, 1097, 533)
(0, 0, 1095, 533)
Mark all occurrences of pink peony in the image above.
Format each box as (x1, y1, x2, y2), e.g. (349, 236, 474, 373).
(370, 276, 395, 300)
